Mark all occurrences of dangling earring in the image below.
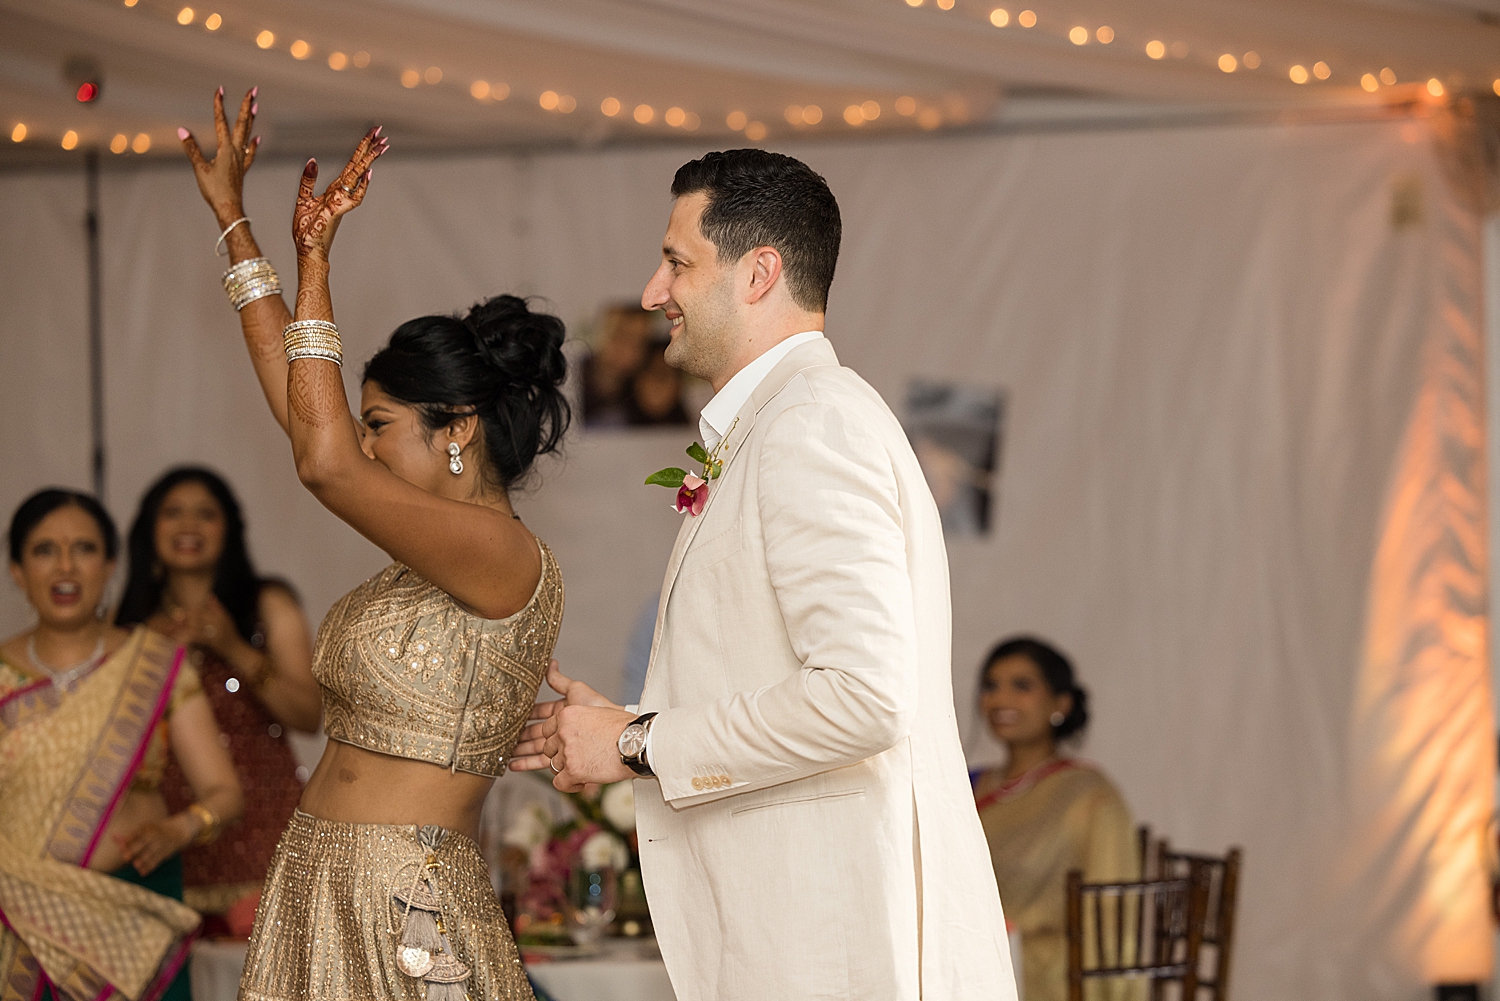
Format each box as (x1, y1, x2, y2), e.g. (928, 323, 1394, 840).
(448, 442, 464, 476)
(1049, 711, 1066, 727)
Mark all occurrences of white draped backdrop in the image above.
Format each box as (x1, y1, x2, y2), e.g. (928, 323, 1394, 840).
(0, 116, 1491, 1000)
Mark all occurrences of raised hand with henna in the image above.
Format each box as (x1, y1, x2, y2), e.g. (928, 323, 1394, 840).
(179, 85, 261, 232)
(292, 128, 388, 263)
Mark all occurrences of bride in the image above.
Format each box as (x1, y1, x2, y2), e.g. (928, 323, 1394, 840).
(179, 88, 567, 1001)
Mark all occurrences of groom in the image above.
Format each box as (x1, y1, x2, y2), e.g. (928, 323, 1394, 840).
(513, 149, 1014, 1000)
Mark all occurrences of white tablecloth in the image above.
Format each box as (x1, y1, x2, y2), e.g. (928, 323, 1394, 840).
(191, 930, 1020, 1001)
(188, 938, 675, 1001)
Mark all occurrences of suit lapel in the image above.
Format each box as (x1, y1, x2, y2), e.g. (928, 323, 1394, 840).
(643, 338, 841, 690)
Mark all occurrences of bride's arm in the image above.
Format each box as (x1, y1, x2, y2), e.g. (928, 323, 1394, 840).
(179, 88, 296, 435)
(277, 139, 540, 619)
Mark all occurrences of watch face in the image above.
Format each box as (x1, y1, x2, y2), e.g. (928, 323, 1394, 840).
(619, 724, 647, 759)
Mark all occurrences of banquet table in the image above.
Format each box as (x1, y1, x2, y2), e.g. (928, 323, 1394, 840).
(190, 928, 1021, 1001)
(188, 937, 677, 1001)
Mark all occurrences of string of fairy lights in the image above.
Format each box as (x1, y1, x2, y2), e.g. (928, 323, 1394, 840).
(9, 0, 1500, 153)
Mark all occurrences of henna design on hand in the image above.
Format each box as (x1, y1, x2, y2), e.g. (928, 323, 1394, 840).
(179, 87, 261, 229)
(291, 128, 387, 259)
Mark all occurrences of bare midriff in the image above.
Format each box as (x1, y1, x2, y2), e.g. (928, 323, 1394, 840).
(299, 738, 494, 842)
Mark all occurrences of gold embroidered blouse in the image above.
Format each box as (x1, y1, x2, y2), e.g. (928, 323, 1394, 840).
(312, 539, 563, 777)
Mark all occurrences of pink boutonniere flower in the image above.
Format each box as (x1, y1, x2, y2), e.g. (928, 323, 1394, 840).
(646, 421, 738, 518)
(675, 473, 709, 516)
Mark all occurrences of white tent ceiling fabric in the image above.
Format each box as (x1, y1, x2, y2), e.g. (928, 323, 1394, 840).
(0, 116, 1490, 998)
(2, 0, 1499, 162)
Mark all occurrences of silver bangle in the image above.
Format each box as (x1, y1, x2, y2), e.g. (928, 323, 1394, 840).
(222, 257, 281, 311)
(215, 216, 251, 257)
(283, 319, 343, 367)
(285, 346, 343, 366)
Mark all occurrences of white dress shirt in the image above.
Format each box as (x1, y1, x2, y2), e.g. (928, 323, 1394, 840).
(698, 331, 826, 452)
(633, 330, 825, 770)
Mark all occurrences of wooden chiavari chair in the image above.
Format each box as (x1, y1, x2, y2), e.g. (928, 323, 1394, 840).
(1156, 841, 1243, 1001)
(1065, 862, 1212, 1001)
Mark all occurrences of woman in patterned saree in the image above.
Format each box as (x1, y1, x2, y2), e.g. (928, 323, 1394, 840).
(0, 489, 244, 1001)
(178, 88, 567, 1001)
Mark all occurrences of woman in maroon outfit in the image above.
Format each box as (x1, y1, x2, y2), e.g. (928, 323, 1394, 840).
(117, 467, 321, 925)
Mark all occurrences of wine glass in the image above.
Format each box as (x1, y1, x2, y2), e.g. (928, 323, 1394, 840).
(566, 867, 618, 948)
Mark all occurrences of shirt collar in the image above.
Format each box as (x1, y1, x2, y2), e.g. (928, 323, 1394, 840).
(699, 331, 825, 452)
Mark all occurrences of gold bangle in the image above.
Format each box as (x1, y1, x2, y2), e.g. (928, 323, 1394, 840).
(186, 802, 220, 846)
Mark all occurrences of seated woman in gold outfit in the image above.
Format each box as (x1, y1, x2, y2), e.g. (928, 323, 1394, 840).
(972, 637, 1137, 1001)
(0, 489, 243, 1001)
(179, 89, 567, 1001)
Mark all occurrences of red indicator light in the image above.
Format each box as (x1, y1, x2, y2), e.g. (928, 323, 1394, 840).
(76, 81, 100, 102)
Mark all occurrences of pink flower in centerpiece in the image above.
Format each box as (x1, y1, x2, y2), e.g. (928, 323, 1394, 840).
(674, 473, 708, 516)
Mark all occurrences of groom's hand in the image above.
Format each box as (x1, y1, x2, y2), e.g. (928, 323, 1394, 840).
(537, 705, 638, 792)
(512, 661, 625, 783)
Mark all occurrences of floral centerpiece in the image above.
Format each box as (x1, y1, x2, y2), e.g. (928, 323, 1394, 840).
(504, 779, 648, 946)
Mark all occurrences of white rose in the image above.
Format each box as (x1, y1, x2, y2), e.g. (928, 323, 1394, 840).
(502, 804, 552, 851)
(600, 780, 636, 833)
(580, 830, 630, 872)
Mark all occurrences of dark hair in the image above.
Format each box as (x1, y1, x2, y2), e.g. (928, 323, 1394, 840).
(8, 489, 118, 564)
(981, 635, 1091, 740)
(115, 467, 266, 643)
(362, 294, 570, 491)
(670, 149, 841, 313)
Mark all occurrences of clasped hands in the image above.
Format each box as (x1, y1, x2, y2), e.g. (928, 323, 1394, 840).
(512, 660, 639, 791)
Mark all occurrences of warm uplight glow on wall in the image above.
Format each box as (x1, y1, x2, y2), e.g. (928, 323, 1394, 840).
(905, 0, 922, 6)
(401, 69, 419, 88)
(352, 51, 370, 68)
(256, 30, 274, 49)
(1361, 73, 1378, 92)
(1068, 26, 1088, 44)
(470, 80, 490, 99)
(61, 130, 79, 150)
(328, 52, 348, 70)
(744, 121, 767, 141)
(937, 0, 955, 9)
(804, 105, 824, 124)
(726, 110, 747, 130)
(895, 96, 917, 115)
(1018, 9, 1036, 27)
(110, 133, 128, 153)
(1427, 78, 1444, 97)
(597, 96, 618, 116)
(844, 105, 863, 125)
(132, 133, 151, 153)
(917, 107, 942, 129)
(862, 100, 880, 120)
(1096, 26, 1113, 43)
(665, 107, 686, 127)
(11, 124, 26, 142)
(177, 7, 194, 25)
(124, 0, 138, 6)
(204, 13, 221, 30)
(539, 90, 559, 110)
(290, 39, 310, 59)
(1380, 67, 1397, 85)
(634, 104, 654, 124)
(1290, 64, 1310, 84)
(990, 8, 1008, 26)
(1219, 53, 1237, 72)
(1243, 51, 1260, 69)
(1312, 61, 1330, 80)
(1146, 40, 1165, 59)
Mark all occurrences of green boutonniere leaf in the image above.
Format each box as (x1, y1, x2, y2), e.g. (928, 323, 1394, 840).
(685, 442, 711, 465)
(645, 467, 688, 488)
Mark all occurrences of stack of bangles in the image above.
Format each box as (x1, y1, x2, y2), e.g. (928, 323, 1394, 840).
(222, 256, 282, 311)
(283, 319, 343, 366)
(186, 802, 221, 846)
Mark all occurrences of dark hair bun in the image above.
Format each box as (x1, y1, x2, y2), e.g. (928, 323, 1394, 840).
(463, 295, 568, 394)
(363, 295, 571, 490)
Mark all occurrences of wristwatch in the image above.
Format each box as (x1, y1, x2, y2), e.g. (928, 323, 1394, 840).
(618, 712, 657, 777)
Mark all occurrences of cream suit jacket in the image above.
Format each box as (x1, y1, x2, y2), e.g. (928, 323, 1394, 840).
(637, 338, 1016, 1001)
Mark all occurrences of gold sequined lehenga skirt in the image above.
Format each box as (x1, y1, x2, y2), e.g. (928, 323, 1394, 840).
(238, 811, 533, 1001)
